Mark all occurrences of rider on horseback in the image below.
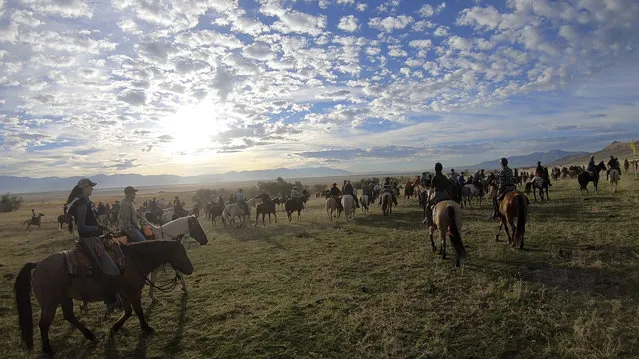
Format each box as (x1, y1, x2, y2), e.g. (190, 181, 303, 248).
(66, 178, 121, 312)
(343, 180, 360, 208)
(119, 186, 146, 242)
(31, 208, 37, 223)
(329, 183, 343, 210)
(290, 186, 304, 209)
(379, 177, 399, 206)
(491, 158, 517, 219)
(423, 163, 452, 227)
(606, 155, 621, 179)
(237, 189, 249, 215)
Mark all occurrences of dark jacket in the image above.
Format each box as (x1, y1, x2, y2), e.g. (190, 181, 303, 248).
(69, 197, 101, 237)
(330, 186, 341, 197)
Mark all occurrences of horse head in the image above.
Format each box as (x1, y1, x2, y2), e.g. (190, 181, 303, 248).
(186, 215, 208, 245)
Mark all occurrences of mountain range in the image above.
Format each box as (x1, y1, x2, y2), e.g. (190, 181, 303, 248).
(548, 141, 636, 167)
(0, 167, 350, 194)
(459, 149, 587, 170)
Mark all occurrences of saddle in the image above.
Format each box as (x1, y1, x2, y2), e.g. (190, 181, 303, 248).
(64, 235, 128, 277)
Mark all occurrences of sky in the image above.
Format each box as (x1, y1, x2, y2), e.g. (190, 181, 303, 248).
(0, 0, 638, 178)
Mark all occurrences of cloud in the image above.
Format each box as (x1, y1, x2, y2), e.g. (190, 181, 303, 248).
(337, 15, 359, 32)
(368, 15, 414, 32)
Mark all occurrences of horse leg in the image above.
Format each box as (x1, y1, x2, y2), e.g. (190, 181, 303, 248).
(148, 270, 159, 302)
(130, 294, 154, 334)
(178, 271, 187, 292)
(495, 220, 504, 242)
(440, 229, 447, 259)
(255, 212, 259, 227)
(503, 218, 512, 245)
(61, 297, 97, 342)
(39, 299, 58, 356)
(429, 227, 436, 252)
(109, 299, 132, 336)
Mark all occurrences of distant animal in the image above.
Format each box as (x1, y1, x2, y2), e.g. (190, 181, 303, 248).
(404, 184, 415, 202)
(325, 197, 342, 221)
(24, 213, 45, 231)
(609, 168, 620, 193)
(222, 203, 250, 226)
(427, 200, 466, 267)
(341, 195, 356, 222)
(14, 239, 194, 356)
(285, 195, 306, 222)
(57, 214, 74, 234)
(381, 192, 393, 216)
(254, 193, 277, 226)
(462, 184, 483, 208)
(578, 161, 606, 194)
(359, 194, 369, 215)
(525, 176, 549, 201)
(494, 189, 529, 249)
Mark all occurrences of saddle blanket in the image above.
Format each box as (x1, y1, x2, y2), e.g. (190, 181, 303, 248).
(64, 236, 128, 277)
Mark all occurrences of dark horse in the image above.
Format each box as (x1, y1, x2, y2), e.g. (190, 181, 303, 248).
(285, 195, 307, 221)
(524, 168, 550, 201)
(206, 196, 225, 226)
(578, 161, 606, 194)
(14, 240, 194, 356)
(254, 193, 277, 226)
(57, 214, 73, 234)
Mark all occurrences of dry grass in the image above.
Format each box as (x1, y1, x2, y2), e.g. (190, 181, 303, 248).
(1, 174, 639, 358)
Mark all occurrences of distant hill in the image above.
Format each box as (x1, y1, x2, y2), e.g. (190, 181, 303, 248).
(0, 167, 350, 194)
(548, 141, 636, 167)
(461, 150, 586, 170)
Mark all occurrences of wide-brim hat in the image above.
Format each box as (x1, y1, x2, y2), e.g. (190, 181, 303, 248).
(124, 186, 138, 194)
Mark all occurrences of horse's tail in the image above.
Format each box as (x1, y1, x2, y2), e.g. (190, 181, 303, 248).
(68, 220, 73, 234)
(514, 195, 527, 249)
(447, 206, 466, 259)
(15, 262, 36, 351)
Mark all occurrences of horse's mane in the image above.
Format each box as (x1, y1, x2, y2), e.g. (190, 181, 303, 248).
(122, 239, 179, 258)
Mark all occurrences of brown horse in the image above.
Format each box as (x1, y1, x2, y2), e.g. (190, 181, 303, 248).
(428, 200, 466, 267)
(14, 240, 194, 356)
(495, 190, 529, 249)
(285, 195, 306, 222)
(381, 192, 393, 216)
(24, 213, 45, 231)
(57, 214, 74, 234)
(254, 193, 277, 226)
(325, 197, 342, 220)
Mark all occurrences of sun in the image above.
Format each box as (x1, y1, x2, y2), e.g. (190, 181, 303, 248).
(161, 102, 229, 153)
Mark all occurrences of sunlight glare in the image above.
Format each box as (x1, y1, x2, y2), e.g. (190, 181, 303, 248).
(162, 102, 228, 153)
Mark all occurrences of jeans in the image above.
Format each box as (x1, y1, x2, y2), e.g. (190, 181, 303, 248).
(126, 228, 146, 242)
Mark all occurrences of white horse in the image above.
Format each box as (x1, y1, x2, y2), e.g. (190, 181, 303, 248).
(325, 197, 341, 221)
(222, 203, 250, 226)
(462, 184, 483, 208)
(359, 194, 369, 215)
(609, 168, 620, 193)
(142, 215, 208, 301)
(341, 195, 356, 222)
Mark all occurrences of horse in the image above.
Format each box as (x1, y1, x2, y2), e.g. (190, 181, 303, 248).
(142, 215, 208, 301)
(404, 184, 415, 202)
(577, 161, 606, 194)
(525, 176, 549, 201)
(462, 184, 483, 208)
(341, 195, 356, 222)
(222, 203, 250, 226)
(24, 213, 45, 231)
(57, 214, 74, 234)
(325, 197, 342, 221)
(426, 200, 466, 267)
(254, 193, 277, 226)
(285, 196, 306, 222)
(494, 190, 529, 249)
(359, 194, 369, 215)
(206, 201, 225, 226)
(609, 168, 620, 193)
(381, 192, 393, 216)
(14, 239, 194, 356)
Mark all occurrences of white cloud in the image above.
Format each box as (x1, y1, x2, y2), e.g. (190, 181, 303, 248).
(356, 3, 367, 12)
(418, 5, 434, 18)
(243, 42, 278, 61)
(388, 45, 407, 57)
(368, 15, 414, 32)
(338, 15, 359, 32)
(21, 0, 93, 18)
(408, 39, 432, 49)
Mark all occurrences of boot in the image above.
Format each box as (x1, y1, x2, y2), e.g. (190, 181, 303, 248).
(423, 206, 433, 226)
(103, 277, 122, 313)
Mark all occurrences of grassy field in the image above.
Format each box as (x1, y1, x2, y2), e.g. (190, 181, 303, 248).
(1, 174, 639, 358)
